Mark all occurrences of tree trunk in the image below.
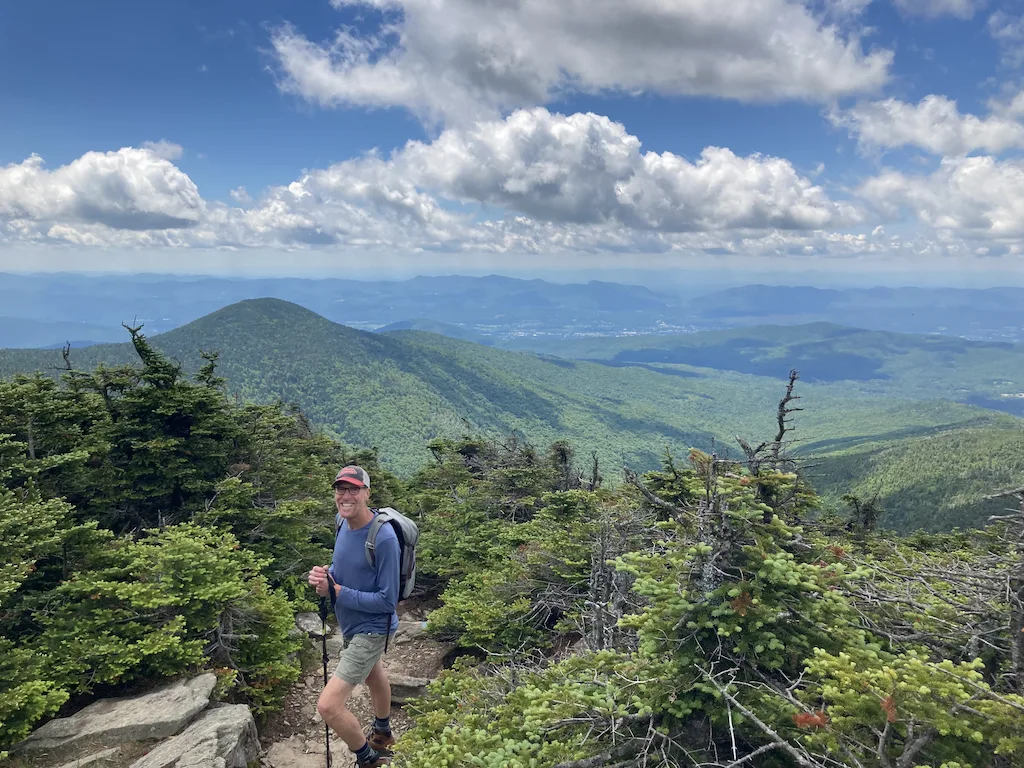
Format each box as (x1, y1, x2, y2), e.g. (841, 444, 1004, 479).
(26, 414, 36, 461)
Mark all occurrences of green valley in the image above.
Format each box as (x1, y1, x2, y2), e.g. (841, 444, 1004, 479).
(498, 321, 1024, 415)
(1, 298, 1019, 531)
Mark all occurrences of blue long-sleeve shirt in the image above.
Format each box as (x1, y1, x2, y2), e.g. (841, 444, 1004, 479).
(328, 512, 400, 638)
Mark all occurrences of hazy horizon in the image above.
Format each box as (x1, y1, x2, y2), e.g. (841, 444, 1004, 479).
(3, 262, 1022, 293)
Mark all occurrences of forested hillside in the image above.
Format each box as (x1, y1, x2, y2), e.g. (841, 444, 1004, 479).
(3, 332, 1024, 767)
(0, 298, 724, 474)
(808, 423, 1024, 531)
(1, 299, 1018, 532)
(494, 322, 1024, 529)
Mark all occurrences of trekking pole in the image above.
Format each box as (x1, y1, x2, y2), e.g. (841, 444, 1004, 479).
(318, 571, 337, 768)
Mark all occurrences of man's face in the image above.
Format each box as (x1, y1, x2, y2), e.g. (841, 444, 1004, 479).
(334, 482, 368, 518)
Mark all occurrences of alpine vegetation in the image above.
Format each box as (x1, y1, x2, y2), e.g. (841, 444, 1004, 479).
(2, 330, 1024, 767)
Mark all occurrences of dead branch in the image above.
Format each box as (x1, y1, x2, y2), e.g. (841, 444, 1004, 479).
(772, 370, 803, 456)
(623, 466, 690, 518)
(551, 755, 637, 768)
(986, 486, 1024, 500)
(550, 745, 640, 768)
(710, 743, 780, 768)
(695, 666, 825, 768)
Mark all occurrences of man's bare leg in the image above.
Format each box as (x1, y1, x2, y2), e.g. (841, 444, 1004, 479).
(317, 676, 366, 751)
(365, 659, 392, 720)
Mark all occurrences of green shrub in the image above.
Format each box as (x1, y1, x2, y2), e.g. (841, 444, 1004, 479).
(0, 640, 67, 758)
(37, 523, 302, 712)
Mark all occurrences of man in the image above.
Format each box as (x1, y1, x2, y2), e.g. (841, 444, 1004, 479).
(309, 465, 399, 768)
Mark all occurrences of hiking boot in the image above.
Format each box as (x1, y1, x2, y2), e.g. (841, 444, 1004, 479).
(367, 728, 396, 753)
(354, 754, 391, 767)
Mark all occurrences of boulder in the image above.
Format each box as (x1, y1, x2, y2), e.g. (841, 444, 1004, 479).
(295, 612, 327, 638)
(129, 704, 258, 768)
(394, 620, 428, 644)
(15, 674, 216, 756)
(389, 673, 431, 704)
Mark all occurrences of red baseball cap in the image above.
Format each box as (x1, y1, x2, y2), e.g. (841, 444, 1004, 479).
(333, 465, 370, 489)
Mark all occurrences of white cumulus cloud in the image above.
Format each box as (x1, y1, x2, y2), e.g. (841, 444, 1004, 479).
(0, 113, 858, 255)
(0, 147, 203, 235)
(859, 155, 1024, 238)
(829, 94, 1024, 155)
(271, 0, 892, 123)
(287, 108, 859, 233)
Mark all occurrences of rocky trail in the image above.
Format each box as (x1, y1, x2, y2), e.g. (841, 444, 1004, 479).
(260, 603, 454, 768)
(10, 600, 455, 768)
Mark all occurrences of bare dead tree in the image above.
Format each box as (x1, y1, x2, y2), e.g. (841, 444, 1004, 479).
(828, 483, 1024, 700)
(580, 503, 652, 653)
(734, 370, 806, 523)
(546, 710, 693, 768)
(551, 440, 583, 492)
(986, 485, 1024, 693)
(772, 370, 802, 465)
(587, 450, 603, 492)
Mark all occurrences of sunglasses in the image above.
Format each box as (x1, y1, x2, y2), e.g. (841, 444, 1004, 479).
(334, 485, 364, 496)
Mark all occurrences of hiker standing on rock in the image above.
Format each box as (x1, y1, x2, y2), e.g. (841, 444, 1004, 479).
(309, 465, 399, 768)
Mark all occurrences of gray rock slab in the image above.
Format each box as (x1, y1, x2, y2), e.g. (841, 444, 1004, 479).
(303, 737, 327, 756)
(129, 704, 258, 768)
(15, 674, 217, 756)
(54, 747, 123, 768)
(265, 735, 325, 768)
(389, 673, 431, 705)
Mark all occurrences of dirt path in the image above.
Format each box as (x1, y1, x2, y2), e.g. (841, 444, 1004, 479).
(259, 601, 452, 768)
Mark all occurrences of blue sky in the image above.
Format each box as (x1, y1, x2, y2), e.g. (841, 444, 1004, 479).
(2, 0, 1024, 284)
(0, 2, 426, 198)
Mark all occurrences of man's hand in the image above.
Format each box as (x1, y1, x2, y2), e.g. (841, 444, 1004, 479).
(308, 565, 334, 598)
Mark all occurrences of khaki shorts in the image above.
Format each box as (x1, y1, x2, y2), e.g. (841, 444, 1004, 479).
(333, 632, 395, 685)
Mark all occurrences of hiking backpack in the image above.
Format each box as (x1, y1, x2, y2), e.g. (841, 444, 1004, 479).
(335, 507, 419, 602)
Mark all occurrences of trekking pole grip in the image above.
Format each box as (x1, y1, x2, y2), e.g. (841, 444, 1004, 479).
(326, 571, 337, 611)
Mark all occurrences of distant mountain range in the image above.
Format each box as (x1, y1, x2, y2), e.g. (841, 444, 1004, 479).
(1, 297, 1021, 532)
(0, 316, 124, 349)
(0, 272, 684, 347)
(686, 285, 1024, 342)
(0, 273, 1021, 349)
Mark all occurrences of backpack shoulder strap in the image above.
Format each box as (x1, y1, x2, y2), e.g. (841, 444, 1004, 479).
(364, 508, 390, 568)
